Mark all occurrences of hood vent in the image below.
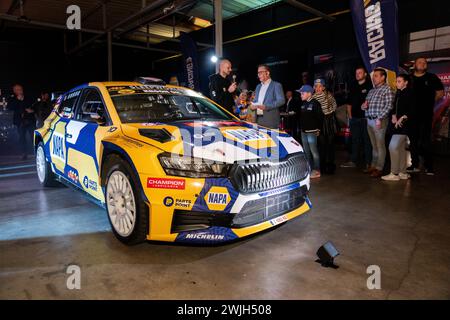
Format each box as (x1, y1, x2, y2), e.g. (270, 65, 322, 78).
(138, 128, 173, 143)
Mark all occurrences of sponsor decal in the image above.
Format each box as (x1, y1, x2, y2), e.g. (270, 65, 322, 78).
(290, 139, 300, 147)
(183, 121, 242, 127)
(107, 86, 126, 91)
(222, 128, 270, 142)
(107, 127, 117, 133)
(163, 196, 174, 207)
(269, 214, 288, 226)
(220, 127, 277, 149)
(122, 137, 143, 148)
(185, 233, 225, 241)
(204, 186, 230, 211)
(83, 176, 98, 191)
(175, 226, 238, 243)
(147, 177, 186, 190)
(141, 122, 164, 127)
(175, 199, 192, 208)
(68, 170, 78, 183)
(51, 132, 65, 162)
(64, 90, 81, 100)
(117, 89, 135, 95)
(114, 85, 186, 96)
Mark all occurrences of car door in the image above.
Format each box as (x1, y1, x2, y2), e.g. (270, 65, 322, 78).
(49, 89, 82, 180)
(65, 87, 112, 201)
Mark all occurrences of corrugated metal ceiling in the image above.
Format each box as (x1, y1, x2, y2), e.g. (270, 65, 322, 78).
(1, 0, 282, 45)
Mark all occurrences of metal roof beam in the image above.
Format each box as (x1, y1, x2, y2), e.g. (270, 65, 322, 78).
(283, 0, 335, 22)
(132, 30, 213, 48)
(66, 0, 172, 55)
(112, 42, 180, 54)
(115, 0, 196, 38)
(81, 0, 110, 24)
(0, 13, 104, 34)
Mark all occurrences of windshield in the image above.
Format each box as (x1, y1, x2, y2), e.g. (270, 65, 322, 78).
(109, 88, 233, 123)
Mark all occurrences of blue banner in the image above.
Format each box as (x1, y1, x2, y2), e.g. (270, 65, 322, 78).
(350, 0, 399, 87)
(179, 32, 200, 91)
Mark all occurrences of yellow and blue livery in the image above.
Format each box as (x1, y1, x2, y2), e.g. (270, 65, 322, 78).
(34, 82, 311, 245)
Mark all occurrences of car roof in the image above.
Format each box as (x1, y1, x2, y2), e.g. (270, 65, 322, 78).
(89, 81, 186, 90)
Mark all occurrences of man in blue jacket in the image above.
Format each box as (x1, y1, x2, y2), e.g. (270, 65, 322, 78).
(250, 64, 285, 129)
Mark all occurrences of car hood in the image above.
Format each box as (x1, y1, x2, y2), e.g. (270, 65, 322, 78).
(120, 120, 303, 163)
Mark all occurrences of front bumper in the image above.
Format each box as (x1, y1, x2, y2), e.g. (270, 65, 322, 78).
(142, 173, 311, 244)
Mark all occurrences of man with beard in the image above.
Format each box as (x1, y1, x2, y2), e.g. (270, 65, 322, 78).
(208, 59, 237, 113)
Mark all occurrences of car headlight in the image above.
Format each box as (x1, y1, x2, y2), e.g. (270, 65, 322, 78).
(158, 153, 231, 178)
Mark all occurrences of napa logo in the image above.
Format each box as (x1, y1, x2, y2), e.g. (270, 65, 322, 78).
(51, 132, 65, 162)
(220, 127, 276, 149)
(204, 186, 230, 211)
(223, 128, 268, 142)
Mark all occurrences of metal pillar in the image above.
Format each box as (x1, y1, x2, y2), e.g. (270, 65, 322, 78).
(214, 0, 222, 73)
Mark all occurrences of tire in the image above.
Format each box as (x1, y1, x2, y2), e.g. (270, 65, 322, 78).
(103, 154, 149, 245)
(36, 142, 59, 187)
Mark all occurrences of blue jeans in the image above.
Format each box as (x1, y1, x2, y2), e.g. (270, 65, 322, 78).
(301, 132, 320, 171)
(349, 118, 372, 165)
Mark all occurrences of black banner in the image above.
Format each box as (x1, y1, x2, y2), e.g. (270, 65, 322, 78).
(179, 32, 200, 91)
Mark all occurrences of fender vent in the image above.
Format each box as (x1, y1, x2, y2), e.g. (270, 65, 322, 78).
(138, 128, 173, 143)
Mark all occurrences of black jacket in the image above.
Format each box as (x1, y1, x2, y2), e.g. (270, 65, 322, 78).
(299, 98, 324, 132)
(9, 96, 35, 127)
(390, 87, 414, 135)
(208, 73, 235, 113)
(33, 100, 53, 122)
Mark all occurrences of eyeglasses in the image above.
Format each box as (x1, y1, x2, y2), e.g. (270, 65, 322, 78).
(257, 71, 268, 74)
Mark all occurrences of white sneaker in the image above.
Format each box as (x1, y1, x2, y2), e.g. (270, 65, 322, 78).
(381, 173, 400, 181)
(340, 161, 356, 168)
(398, 172, 411, 180)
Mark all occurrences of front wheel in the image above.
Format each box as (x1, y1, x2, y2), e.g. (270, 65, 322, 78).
(103, 155, 149, 245)
(36, 142, 58, 187)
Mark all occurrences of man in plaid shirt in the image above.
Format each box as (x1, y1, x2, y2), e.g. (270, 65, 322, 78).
(362, 68, 394, 178)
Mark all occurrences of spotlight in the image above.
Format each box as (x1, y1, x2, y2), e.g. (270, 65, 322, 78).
(316, 241, 339, 268)
(210, 55, 218, 63)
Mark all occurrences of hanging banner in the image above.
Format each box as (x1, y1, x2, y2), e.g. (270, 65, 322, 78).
(179, 32, 200, 91)
(350, 0, 399, 88)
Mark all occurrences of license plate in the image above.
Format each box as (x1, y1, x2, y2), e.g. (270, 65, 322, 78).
(269, 214, 288, 226)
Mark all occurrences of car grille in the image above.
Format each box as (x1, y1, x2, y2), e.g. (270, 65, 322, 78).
(230, 153, 309, 194)
(232, 185, 308, 228)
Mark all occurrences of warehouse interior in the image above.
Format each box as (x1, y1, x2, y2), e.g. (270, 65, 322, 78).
(0, 0, 449, 300)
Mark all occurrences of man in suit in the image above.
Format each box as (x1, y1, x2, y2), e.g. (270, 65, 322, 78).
(250, 64, 285, 129)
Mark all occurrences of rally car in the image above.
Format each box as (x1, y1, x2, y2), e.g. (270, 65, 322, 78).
(34, 81, 311, 244)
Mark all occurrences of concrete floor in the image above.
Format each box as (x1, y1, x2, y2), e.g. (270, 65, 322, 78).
(0, 155, 449, 300)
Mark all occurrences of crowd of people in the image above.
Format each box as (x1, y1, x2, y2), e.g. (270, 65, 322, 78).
(6, 57, 444, 176)
(208, 57, 445, 180)
(8, 84, 52, 160)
